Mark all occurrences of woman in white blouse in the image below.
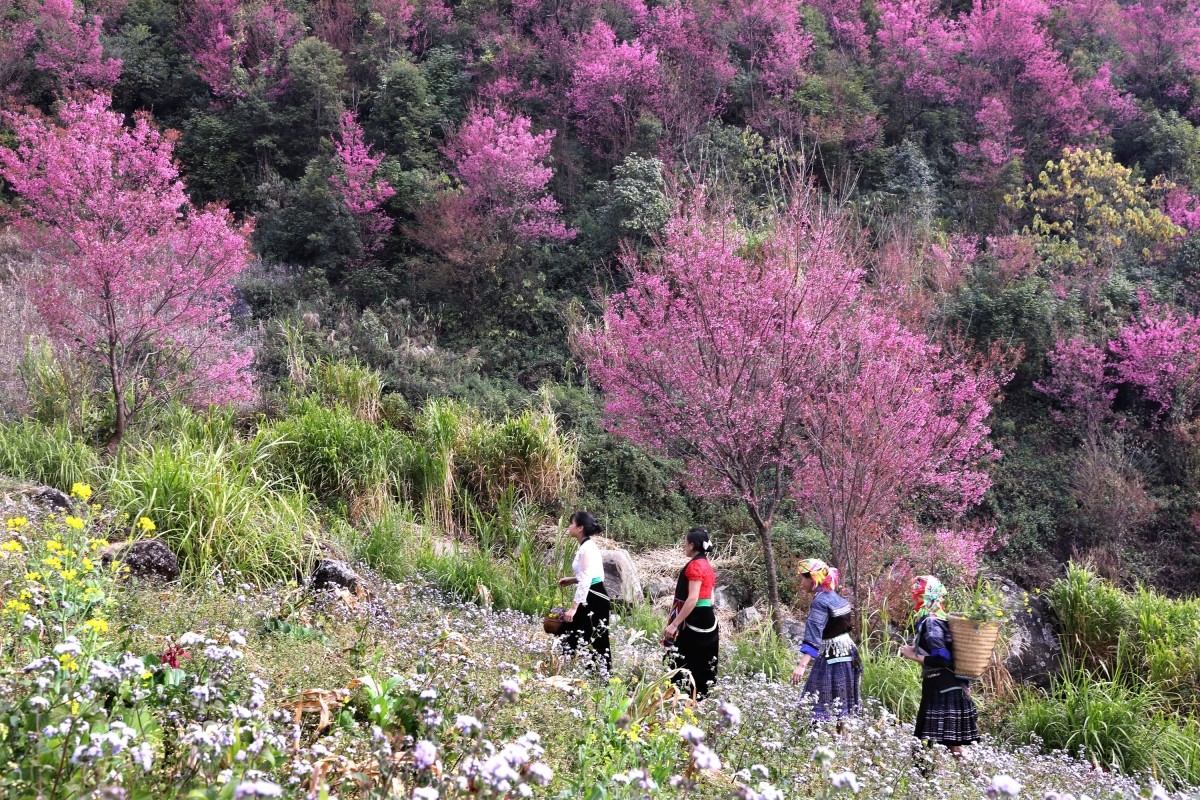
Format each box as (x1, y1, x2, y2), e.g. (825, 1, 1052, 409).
(557, 511, 611, 672)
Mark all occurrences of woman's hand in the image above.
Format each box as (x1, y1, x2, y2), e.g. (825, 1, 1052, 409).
(557, 577, 577, 587)
(899, 645, 917, 661)
(789, 664, 806, 685)
(663, 624, 678, 641)
(563, 608, 575, 623)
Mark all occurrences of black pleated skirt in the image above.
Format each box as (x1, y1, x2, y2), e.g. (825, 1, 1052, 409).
(914, 670, 980, 746)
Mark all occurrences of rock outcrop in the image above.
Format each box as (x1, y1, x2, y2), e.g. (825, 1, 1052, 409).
(100, 540, 181, 583)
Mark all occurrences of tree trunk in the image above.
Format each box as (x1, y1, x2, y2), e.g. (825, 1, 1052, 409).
(746, 503, 784, 637)
(106, 348, 126, 456)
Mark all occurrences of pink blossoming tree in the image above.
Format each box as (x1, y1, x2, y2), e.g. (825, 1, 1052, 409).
(330, 110, 396, 266)
(576, 198, 1002, 624)
(33, 0, 121, 92)
(182, 0, 304, 99)
(444, 103, 573, 242)
(568, 21, 661, 159)
(0, 94, 256, 446)
(795, 315, 1003, 588)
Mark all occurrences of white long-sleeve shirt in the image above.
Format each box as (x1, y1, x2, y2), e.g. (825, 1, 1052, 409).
(571, 538, 605, 604)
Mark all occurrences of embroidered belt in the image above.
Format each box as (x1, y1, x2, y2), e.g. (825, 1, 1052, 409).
(819, 633, 855, 658)
(686, 620, 719, 633)
(826, 656, 854, 665)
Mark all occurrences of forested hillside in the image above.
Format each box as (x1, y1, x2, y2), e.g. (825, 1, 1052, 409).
(2, 0, 1200, 591)
(2, 0, 1200, 796)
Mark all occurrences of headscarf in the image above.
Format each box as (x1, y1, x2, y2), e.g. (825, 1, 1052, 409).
(799, 558, 839, 592)
(911, 575, 947, 620)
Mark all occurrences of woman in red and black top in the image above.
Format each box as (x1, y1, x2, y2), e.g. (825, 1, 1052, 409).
(663, 528, 719, 698)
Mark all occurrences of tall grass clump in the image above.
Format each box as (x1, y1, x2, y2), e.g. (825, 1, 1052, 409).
(280, 321, 383, 422)
(459, 403, 578, 509)
(858, 633, 922, 720)
(18, 340, 99, 432)
(1049, 563, 1129, 666)
(1050, 563, 1200, 709)
(352, 502, 423, 581)
(108, 434, 318, 583)
(0, 420, 100, 490)
(1008, 662, 1199, 787)
(265, 398, 413, 520)
(726, 623, 796, 680)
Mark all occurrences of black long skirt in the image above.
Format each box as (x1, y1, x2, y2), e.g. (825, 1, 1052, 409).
(666, 606, 720, 698)
(561, 583, 612, 674)
(914, 670, 980, 746)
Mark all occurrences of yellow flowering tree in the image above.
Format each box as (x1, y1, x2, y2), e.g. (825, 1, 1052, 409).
(1007, 147, 1182, 299)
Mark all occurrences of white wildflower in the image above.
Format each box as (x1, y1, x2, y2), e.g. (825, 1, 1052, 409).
(830, 771, 860, 793)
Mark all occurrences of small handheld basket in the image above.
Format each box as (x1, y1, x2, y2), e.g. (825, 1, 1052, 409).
(947, 613, 1001, 679)
(543, 607, 567, 635)
(543, 585, 570, 635)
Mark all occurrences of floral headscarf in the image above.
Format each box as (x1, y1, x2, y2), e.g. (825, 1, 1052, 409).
(911, 575, 947, 619)
(799, 558, 839, 591)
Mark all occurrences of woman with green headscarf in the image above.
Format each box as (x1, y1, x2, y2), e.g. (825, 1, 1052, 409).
(900, 575, 979, 756)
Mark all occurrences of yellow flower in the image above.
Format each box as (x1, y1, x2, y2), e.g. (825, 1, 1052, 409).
(25, 572, 42, 583)
(18, 590, 31, 600)
(140, 671, 152, 681)
(70, 483, 93, 502)
(136, 517, 156, 533)
(0, 540, 23, 553)
(4, 600, 30, 615)
(60, 569, 78, 582)
(5, 517, 28, 530)
(42, 556, 63, 571)
(58, 653, 78, 672)
(70, 701, 80, 715)
(81, 557, 94, 572)
(83, 618, 108, 634)
(64, 517, 84, 530)
(88, 538, 110, 552)
(45, 540, 63, 553)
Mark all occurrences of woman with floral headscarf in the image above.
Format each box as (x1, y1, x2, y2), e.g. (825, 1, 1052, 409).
(789, 558, 860, 721)
(900, 575, 979, 755)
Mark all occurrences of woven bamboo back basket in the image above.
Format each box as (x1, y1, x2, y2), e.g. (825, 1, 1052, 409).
(946, 613, 1001, 679)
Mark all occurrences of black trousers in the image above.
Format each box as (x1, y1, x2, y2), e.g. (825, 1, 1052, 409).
(562, 583, 612, 673)
(666, 606, 719, 698)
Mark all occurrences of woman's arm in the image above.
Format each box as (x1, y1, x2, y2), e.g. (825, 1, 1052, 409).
(666, 580, 701, 639)
(790, 595, 830, 684)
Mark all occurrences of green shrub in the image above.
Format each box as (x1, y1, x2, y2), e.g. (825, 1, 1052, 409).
(108, 434, 318, 583)
(0, 420, 100, 490)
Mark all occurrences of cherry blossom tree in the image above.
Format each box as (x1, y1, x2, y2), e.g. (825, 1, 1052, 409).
(576, 198, 1002, 622)
(0, 94, 255, 446)
(182, 0, 304, 99)
(1109, 301, 1200, 422)
(444, 103, 573, 242)
(330, 110, 395, 265)
(575, 200, 860, 625)
(568, 21, 661, 159)
(33, 0, 121, 92)
(795, 315, 1003, 588)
